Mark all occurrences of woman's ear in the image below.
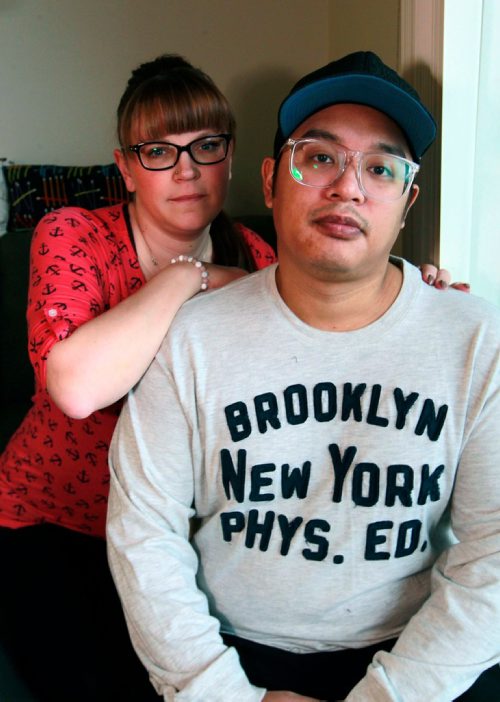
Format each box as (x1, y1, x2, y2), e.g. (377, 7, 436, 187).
(261, 157, 276, 209)
(114, 148, 136, 194)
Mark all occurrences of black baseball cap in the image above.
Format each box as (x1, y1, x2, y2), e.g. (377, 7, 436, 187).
(273, 51, 436, 161)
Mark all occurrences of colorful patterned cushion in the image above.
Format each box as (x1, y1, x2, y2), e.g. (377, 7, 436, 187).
(2, 163, 129, 231)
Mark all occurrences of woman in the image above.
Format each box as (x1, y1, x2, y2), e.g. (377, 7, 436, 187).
(0, 54, 458, 702)
(0, 54, 275, 702)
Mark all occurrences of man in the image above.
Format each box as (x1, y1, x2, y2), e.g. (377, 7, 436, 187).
(107, 52, 500, 701)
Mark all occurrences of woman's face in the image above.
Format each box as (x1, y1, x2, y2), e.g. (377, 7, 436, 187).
(115, 128, 233, 240)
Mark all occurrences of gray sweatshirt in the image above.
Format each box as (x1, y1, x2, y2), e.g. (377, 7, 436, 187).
(107, 260, 500, 702)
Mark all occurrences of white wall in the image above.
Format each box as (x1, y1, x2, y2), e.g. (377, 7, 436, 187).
(441, 0, 500, 306)
(0, 0, 332, 215)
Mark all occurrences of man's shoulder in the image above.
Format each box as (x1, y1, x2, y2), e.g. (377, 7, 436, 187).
(168, 266, 273, 338)
(180, 267, 270, 316)
(418, 284, 500, 360)
(429, 283, 499, 328)
(404, 259, 500, 327)
(157, 267, 273, 366)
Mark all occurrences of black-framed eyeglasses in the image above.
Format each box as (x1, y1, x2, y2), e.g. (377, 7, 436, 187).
(282, 137, 420, 202)
(127, 134, 232, 171)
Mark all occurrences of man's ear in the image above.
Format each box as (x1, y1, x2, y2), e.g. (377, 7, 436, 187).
(114, 148, 136, 194)
(401, 183, 419, 227)
(404, 183, 419, 218)
(261, 157, 276, 209)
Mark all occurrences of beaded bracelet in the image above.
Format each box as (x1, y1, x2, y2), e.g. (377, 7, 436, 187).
(170, 254, 209, 291)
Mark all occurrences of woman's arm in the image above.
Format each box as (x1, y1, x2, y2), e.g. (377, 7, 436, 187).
(35, 205, 465, 419)
(46, 259, 466, 419)
(46, 262, 245, 419)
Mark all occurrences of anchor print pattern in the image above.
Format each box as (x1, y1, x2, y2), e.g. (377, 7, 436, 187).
(0, 204, 275, 536)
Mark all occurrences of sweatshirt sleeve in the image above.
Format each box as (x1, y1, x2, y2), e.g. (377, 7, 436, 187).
(345, 351, 500, 702)
(106, 349, 266, 702)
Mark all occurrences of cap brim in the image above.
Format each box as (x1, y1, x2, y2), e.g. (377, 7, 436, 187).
(279, 74, 436, 160)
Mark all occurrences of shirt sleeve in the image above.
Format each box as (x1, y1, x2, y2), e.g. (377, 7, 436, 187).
(346, 353, 500, 701)
(26, 208, 110, 389)
(235, 222, 277, 269)
(106, 347, 266, 702)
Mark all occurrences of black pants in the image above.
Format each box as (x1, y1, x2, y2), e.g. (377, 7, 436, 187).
(0, 523, 161, 702)
(223, 632, 396, 700)
(3, 524, 497, 701)
(223, 633, 500, 701)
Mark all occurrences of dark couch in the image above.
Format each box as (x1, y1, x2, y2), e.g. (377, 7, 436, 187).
(0, 226, 34, 450)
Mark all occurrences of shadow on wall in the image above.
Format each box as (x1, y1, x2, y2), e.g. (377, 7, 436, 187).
(225, 65, 296, 217)
(399, 60, 442, 267)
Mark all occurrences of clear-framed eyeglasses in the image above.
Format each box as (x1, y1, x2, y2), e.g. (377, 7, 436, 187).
(128, 133, 232, 171)
(282, 137, 420, 202)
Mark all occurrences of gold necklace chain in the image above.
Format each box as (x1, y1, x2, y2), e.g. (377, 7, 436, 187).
(132, 207, 159, 267)
(131, 204, 212, 268)
(142, 235, 159, 267)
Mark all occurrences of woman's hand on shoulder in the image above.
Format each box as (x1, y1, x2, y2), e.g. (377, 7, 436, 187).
(262, 694, 322, 701)
(420, 264, 470, 292)
(205, 263, 248, 290)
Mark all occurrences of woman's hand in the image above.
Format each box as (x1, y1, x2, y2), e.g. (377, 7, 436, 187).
(263, 694, 323, 701)
(205, 263, 248, 290)
(420, 264, 470, 292)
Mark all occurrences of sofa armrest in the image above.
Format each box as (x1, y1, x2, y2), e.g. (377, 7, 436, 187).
(0, 228, 34, 450)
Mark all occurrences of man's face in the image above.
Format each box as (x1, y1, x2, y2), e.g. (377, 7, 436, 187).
(262, 103, 419, 282)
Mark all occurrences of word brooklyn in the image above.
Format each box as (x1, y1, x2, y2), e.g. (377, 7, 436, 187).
(224, 382, 448, 443)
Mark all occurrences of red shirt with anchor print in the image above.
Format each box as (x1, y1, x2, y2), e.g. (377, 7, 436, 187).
(0, 204, 276, 537)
